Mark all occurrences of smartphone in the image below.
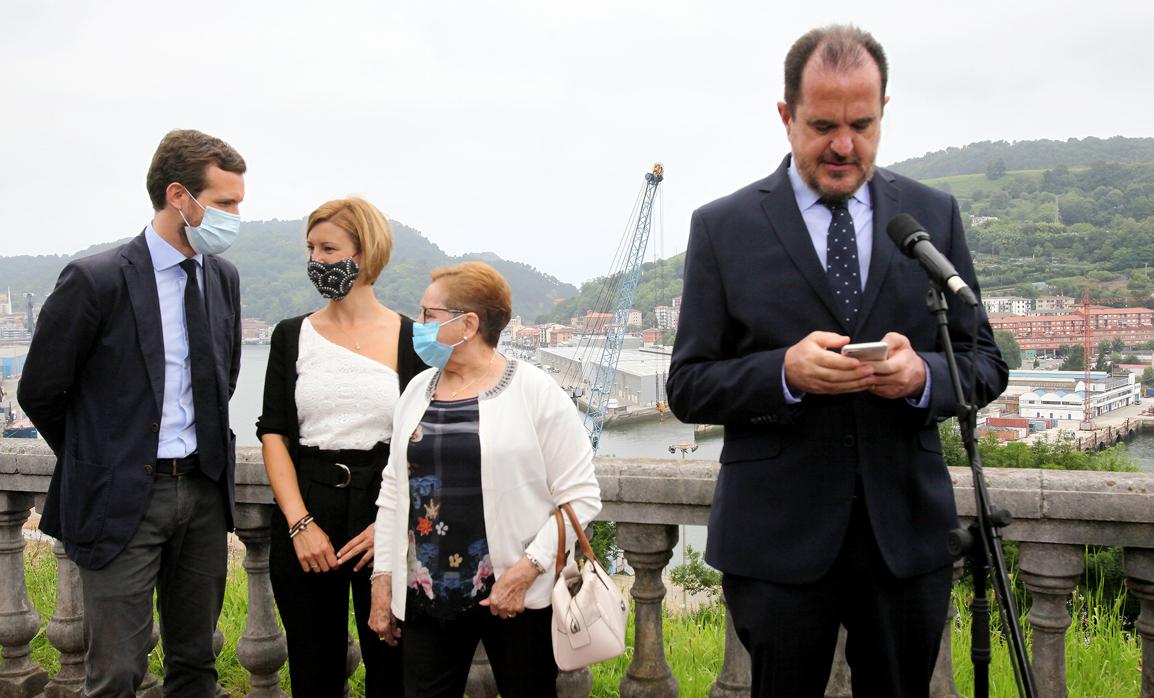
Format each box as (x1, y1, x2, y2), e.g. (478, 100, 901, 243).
(840, 341, 889, 361)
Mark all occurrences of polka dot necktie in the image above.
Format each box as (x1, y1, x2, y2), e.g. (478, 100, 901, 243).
(825, 201, 861, 326)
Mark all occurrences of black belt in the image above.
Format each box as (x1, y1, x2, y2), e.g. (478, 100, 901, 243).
(155, 453, 199, 477)
(297, 444, 388, 491)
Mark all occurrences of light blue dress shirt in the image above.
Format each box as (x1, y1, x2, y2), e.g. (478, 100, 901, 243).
(144, 225, 204, 458)
(780, 165, 931, 408)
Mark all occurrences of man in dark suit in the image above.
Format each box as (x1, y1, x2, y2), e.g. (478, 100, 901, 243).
(19, 129, 245, 696)
(667, 25, 1007, 697)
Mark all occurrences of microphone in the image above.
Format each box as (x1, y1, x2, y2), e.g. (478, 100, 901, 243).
(886, 214, 979, 307)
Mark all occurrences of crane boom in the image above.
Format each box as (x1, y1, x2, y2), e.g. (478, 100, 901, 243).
(583, 163, 664, 450)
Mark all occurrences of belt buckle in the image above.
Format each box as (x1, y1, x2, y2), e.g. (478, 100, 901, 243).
(163, 458, 179, 476)
(334, 463, 351, 488)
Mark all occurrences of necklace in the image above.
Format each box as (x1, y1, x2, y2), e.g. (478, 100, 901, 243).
(329, 320, 362, 353)
(448, 351, 497, 399)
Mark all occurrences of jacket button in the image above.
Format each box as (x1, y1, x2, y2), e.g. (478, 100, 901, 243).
(151, 423, 160, 433)
(842, 435, 856, 447)
(144, 464, 154, 475)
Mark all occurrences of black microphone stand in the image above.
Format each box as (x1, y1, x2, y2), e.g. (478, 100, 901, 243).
(926, 284, 1037, 698)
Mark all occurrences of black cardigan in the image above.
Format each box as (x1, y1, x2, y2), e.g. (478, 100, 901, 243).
(255, 313, 427, 453)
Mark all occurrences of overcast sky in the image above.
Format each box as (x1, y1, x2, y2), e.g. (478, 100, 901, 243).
(2, 1, 1151, 286)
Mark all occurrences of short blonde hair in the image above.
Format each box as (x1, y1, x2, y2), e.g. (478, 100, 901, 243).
(306, 197, 392, 284)
(430, 262, 512, 347)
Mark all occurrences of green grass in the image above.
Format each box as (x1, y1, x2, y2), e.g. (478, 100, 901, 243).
(949, 580, 1142, 697)
(590, 603, 726, 697)
(922, 169, 1050, 198)
(19, 542, 1143, 696)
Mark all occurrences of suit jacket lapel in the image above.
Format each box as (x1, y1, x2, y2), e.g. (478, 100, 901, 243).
(759, 157, 849, 332)
(121, 233, 165, 414)
(857, 169, 900, 332)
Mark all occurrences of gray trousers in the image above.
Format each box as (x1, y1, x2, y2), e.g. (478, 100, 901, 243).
(78, 470, 228, 697)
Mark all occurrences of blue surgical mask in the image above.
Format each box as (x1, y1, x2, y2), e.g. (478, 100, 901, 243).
(179, 187, 241, 255)
(412, 314, 466, 369)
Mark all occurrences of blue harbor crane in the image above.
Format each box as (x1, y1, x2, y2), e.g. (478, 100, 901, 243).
(581, 163, 664, 450)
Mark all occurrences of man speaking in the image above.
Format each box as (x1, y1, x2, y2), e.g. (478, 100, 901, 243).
(667, 25, 1007, 697)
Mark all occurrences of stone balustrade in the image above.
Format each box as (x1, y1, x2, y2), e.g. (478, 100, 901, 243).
(1, 441, 1152, 697)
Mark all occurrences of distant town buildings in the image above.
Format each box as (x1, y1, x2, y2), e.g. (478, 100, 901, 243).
(1013, 369, 1139, 421)
(654, 304, 678, 330)
(241, 319, 270, 343)
(988, 306, 1154, 351)
(983, 296, 1034, 316)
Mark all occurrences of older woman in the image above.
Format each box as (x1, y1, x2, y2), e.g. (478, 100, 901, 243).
(257, 197, 425, 695)
(368, 261, 601, 697)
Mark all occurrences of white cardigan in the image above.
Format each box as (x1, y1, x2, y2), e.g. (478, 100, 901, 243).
(373, 358, 601, 620)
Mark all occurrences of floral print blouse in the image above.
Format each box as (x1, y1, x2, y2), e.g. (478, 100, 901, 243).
(405, 397, 494, 619)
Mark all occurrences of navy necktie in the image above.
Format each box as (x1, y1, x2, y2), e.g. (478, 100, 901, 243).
(825, 201, 861, 326)
(180, 259, 224, 481)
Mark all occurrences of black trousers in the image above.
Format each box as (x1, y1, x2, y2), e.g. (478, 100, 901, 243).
(270, 445, 403, 697)
(722, 494, 954, 698)
(401, 603, 557, 698)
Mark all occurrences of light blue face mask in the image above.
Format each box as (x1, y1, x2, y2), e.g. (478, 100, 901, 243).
(412, 314, 467, 369)
(179, 187, 241, 255)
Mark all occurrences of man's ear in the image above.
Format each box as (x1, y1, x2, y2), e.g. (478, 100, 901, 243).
(777, 101, 793, 132)
(165, 182, 188, 210)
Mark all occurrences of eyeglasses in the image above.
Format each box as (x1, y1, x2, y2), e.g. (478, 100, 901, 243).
(418, 306, 467, 323)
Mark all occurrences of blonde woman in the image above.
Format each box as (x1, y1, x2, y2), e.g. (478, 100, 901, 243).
(257, 197, 425, 695)
(369, 262, 601, 697)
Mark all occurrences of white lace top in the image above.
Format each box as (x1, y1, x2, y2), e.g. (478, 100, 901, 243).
(296, 317, 399, 450)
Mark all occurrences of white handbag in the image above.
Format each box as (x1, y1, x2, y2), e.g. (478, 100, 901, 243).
(550, 502, 629, 671)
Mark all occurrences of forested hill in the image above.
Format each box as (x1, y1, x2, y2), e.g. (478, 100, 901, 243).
(927, 160, 1154, 299)
(0, 219, 577, 324)
(887, 136, 1154, 180)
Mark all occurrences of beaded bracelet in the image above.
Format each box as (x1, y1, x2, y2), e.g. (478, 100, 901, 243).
(288, 514, 314, 539)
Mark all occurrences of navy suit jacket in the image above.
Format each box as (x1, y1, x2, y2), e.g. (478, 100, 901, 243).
(19, 232, 242, 570)
(666, 156, 1007, 583)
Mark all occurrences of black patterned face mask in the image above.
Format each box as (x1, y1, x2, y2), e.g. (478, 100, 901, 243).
(307, 258, 360, 300)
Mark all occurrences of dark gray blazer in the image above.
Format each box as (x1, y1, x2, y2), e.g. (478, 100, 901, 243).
(19, 231, 241, 570)
(667, 156, 1008, 583)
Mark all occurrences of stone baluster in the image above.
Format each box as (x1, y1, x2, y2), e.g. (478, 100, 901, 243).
(1019, 542, 1084, 698)
(133, 622, 162, 697)
(709, 590, 750, 697)
(0, 492, 49, 697)
(233, 503, 287, 697)
(465, 643, 497, 698)
(824, 626, 851, 697)
(557, 667, 593, 698)
(617, 523, 678, 697)
(1125, 548, 1154, 698)
(44, 538, 85, 697)
(929, 560, 964, 698)
(343, 631, 360, 697)
(213, 627, 228, 697)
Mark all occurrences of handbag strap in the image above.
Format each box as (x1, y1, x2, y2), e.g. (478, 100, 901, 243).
(554, 507, 567, 579)
(561, 502, 598, 563)
(553, 502, 598, 581)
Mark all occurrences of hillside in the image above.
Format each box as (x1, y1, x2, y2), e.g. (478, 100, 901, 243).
(541, 253, 685, 327)
(887, 136, 1154, 180)
(924, 161, 1154, 299)
(0, 219, 577, 324)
